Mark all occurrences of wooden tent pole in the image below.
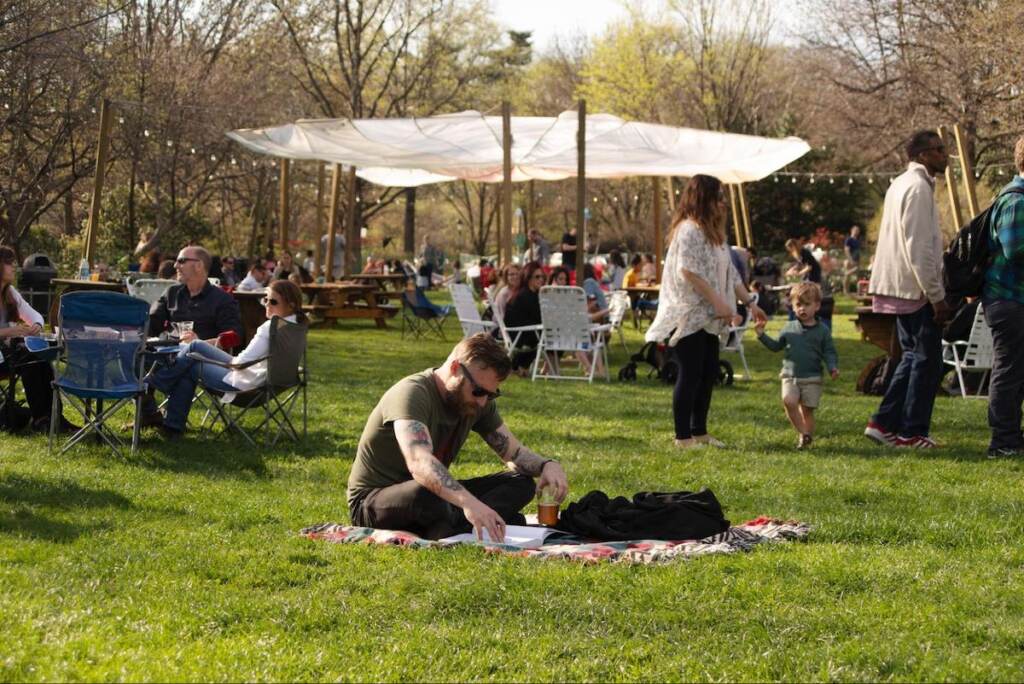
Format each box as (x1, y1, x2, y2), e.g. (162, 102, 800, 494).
(665, 176, 676, 214)
(738, 183, 754, 248)
(652, 176, 662, 282)
(345, 166, 358, 276)
(501, 101, 513, 266)
(576, 99, 586, 287)
(937, 126, 963, 229)
(953, 123, 979, 217)
(313, 162, 325, 278)
(83, 98, 113, 268)
(325, 163, 342, 282)
(278, 158, 290, 254)
(728, 184, 743, 247)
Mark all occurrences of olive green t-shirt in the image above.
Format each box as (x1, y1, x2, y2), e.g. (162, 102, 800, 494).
(346, 369, 503, 510)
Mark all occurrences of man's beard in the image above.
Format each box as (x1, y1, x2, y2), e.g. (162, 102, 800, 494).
(444, 378, 480, 419)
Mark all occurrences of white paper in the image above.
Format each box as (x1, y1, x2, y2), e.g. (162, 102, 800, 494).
(441, 524, 558, 549)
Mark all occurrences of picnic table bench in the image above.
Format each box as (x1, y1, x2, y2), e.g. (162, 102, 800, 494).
(300, 282, 397, 329)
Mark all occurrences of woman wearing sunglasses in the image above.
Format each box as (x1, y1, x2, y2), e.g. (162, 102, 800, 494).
(148, 279, 307, 439)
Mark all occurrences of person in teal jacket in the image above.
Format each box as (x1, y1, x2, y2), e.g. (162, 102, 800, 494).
(756, 282, 839, 449)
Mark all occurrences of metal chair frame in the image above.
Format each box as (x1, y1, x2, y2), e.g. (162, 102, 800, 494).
(942, 303, 993, 399)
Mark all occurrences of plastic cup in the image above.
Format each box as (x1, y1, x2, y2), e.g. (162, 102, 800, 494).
(173, 321, 194, 338)
(537, 503, 559, 527)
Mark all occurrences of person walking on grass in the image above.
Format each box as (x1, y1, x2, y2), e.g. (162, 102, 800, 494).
(982, 135, 1024, 458)
(755, 283, 839, 449)
(645, 174, 765, 450)
(346, 333, 569, 543)
(864, 130, 951, 449)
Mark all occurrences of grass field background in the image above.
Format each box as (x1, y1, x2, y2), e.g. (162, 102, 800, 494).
(2, 295, 1022, 681)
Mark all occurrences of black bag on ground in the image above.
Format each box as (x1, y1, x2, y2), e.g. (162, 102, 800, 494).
(856, 354, 897, 396)
(944, 187, 1024, 304)
(555, 489, 730, 541)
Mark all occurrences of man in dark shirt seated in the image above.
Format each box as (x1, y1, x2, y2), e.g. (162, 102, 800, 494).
(347, 333, 569, 542)
(141, 245, 243, 438)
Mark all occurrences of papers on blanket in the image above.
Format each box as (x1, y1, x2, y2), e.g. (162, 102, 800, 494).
(441, 524, 559, 549)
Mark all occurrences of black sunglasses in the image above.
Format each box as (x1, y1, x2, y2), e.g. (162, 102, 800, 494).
(261, 296, 280, 306)
(460, 364, 501, 401)
(175, 257, 200, 265)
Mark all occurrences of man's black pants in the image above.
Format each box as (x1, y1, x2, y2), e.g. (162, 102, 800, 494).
(984, 298, 1024, 451)
(351, 471, 536, 540)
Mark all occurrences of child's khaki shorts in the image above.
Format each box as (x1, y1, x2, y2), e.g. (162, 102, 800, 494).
(781, 375, 823, 408)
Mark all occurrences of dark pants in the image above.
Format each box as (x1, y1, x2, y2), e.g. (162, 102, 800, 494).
(0, 341, 56, 422)
(871, 303, 943, 438)
(672, 330, 720, 440)
(983, 299, 1024, 451)
(351, 471, 535, 540)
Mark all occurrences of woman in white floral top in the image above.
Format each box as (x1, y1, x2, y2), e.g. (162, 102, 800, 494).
(646, 176, 766, 450)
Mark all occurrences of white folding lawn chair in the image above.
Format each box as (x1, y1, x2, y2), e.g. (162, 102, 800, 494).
(449, 283, 497, 338)
(531, 286, 609, 383)
(942, 303, 993, 399)
(492, 298, 541, 358)
(125, 278, 177, 306)
(719, 293, 755, 381)
(608, 290, 631, 355)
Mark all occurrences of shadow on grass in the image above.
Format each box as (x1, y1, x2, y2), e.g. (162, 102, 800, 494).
(0, 474, 132, 543)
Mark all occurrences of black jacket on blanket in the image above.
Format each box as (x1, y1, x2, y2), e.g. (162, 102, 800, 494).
(555, 489, 729, 541)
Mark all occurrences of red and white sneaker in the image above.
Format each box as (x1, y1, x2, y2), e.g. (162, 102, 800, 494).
(864, 421, 897, 446)
(894, 435, 939, 449)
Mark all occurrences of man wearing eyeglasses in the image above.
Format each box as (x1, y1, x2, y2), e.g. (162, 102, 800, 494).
(864, 130, 952, 450)
(141, 246, 243, 435)
(347, 333, 569, 542)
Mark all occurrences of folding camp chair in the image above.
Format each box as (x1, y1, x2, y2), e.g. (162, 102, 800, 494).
(532, 286, 610, 383)
(719, 294, 754, 381)
(33, 291, 150, 457)
(607, 290, 631, 355)
(190, 316, 308, 447)
(400, 287, 451, 340)
(449, 283, 496, 339)
(125, 278, 177, 306)
(490, 299, 541, 358)
(942, 303, 993, 399)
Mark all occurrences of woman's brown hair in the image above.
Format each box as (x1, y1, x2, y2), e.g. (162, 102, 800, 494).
(0, 246, 19, 322)
(668, 175, 726, 247)
(268, 279, 308, 324)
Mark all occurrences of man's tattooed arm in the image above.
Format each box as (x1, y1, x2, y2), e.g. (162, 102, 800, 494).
(394, 419, 465, 497)
(483, 424, 551, 477)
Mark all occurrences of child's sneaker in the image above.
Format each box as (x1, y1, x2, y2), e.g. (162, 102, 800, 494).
(894, 435, 939, 449)
(864, 421, 897, 446)
(797, 434, 813, 449)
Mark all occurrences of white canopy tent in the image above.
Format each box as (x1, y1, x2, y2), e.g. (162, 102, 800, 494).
(227, 110, 810, 186)
(227, 107, 810, 279)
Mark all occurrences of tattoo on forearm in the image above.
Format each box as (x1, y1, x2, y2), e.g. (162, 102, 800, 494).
(510, 446, 547, 477)
(483, 429, 511, 456)
(429, 459, 464, 493)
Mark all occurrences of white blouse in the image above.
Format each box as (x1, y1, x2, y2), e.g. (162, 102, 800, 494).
(223, 314, 298, 392)
(0, 286, 45, 327)
(645, 220, 738, 346)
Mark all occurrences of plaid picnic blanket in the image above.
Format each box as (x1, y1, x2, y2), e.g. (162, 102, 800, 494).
(299, 517, 810, 565)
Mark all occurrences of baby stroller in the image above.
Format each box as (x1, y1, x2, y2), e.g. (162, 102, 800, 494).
(618, 339, 735, 386)
(618, 340, 678, 384)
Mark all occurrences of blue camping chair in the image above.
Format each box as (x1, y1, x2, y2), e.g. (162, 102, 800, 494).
(30, 291, 150, 457)
(400, 287, 452, 341)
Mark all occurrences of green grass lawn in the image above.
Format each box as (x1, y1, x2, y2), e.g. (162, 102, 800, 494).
(2, 296, 1022, 682)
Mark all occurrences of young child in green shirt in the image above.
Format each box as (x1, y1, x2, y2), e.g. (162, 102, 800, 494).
(755, 283, 839, 449)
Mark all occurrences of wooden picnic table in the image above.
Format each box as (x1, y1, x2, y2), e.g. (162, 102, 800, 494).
(854, 305, 900, 356)
(48, 278, 126, 327)
(231, 291, 268, 345)
(300, 281, 397, 329)
(349, 272, 408, 292)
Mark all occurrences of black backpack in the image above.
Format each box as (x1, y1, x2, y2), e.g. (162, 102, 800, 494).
(944, 187, 1024, 303)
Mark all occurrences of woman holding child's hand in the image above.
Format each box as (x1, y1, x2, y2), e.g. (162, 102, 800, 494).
(644, 175, 757, 451)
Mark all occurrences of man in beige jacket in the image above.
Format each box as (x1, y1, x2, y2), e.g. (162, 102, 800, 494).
(864, 130, 951, 449)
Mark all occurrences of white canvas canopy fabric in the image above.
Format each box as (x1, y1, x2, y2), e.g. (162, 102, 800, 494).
(227, 110, 810, 187)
